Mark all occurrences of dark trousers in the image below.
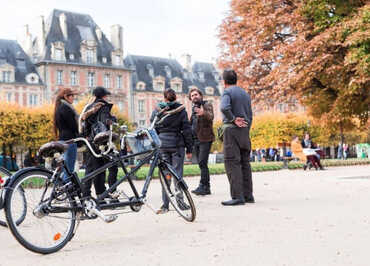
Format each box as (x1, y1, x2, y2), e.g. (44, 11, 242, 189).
(194, 141, 212, 187)
(160, 147, 185, 208)
(223, 127, 253, 199)
(307, 155, 323, 169)
(83, 151, 106, 197)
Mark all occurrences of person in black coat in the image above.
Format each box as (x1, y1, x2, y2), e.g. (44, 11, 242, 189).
(81, 86, 117, 198)
(53, 88, 79, 181)
(150, 88, 193, 214)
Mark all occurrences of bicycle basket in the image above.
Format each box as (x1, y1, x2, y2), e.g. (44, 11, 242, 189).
(125, 134, 153, 160)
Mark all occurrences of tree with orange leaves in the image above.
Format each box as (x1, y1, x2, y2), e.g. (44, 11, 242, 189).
(219, 0, 369, 142)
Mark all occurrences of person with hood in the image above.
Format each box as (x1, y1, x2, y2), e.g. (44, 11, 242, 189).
(150, 88, 193, 214)
(81, 86, 117, 198)
(53, 88, 79, 181)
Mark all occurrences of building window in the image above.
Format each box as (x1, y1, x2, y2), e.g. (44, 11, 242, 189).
(115, 55, 121, 65)
(205, 87, 214, 95)
(70, 71, 77, 86)
(86, 49, 94, 64)
(136, 82, 145, 90)
(29, 94, 38, 106)
(116, 75, 122, 89)
(172, 83, 181, 92)
(102, 57, 107, 63)
(88, 72, 95, 87)
(3, 71, 11, 83)
(139, 120, 146, 127)
(6, 92, 12, 103)
(57, 70, 63, 85)
(69, 53, 75, 60)
(118, 102, 124, 111)
(55, 49, 63, 60)
(154, 81, 164, 91)
(104, 74, 110, 88)
(138, 100, 145, 113)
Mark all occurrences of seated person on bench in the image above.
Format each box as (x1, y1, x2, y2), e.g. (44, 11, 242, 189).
(291, 136, 324, 170)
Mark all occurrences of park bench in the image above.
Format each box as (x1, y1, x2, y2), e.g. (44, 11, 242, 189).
(282, 156, 296, 169)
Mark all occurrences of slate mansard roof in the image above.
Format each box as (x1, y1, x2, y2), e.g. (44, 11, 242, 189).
(38, 9, 124, 68)
(0, 39, 42, 84)
(124, 55, 221, 96)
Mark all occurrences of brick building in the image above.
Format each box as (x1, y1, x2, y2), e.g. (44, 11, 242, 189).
(19, 9, 131, 113)
(0, 39, 44, 106)
(124, 54, 223, 126)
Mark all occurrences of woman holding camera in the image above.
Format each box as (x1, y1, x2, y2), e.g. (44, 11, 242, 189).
(150, 88, 193, 214)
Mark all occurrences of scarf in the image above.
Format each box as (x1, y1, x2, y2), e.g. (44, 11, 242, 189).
(157, 101, 177, 109)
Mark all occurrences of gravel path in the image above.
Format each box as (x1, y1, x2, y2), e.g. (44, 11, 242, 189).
(1, 165, 370, 266)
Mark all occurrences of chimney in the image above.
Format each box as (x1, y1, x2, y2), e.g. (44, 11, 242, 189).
(96, 27, 103, 41)
(110, 24, 123, 51)
(17, 24, 33, 56)
(59, 13, 68, 39)
(36, 15, 46, 57)
(180, 53, 192, 72)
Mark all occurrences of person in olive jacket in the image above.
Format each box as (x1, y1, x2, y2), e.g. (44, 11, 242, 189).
(150, 88, 193, 214)
(53, 88, 79, 181)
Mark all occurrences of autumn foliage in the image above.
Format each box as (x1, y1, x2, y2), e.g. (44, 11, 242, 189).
(219, 0, 369, 137)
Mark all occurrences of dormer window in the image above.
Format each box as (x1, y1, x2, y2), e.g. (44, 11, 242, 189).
(153, 76, 165, 92)
(55, 49, 63, 60)
(86, 49, 94, 64)
(69, 53, 75, 60)
(205, 86, 214, 95)
(115, 55, 121, 66)
(136, 81, 146, 90)
(26, 73, 39, 84)
(170, 77, 182, 92)
(102, 57, 107, 63)
(164, 65, 171, 78)
(146, 64, 154, 78)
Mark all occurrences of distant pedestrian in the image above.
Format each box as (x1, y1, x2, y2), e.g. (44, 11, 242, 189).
(220, 69, 254, 206)
(343, 143, 348, 160)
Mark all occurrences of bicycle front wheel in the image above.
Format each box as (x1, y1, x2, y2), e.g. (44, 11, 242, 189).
(0, 167, 26, 227)
(5, 170, 76, 254)
(159, 165, 196, 222)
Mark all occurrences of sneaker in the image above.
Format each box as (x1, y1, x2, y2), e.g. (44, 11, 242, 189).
(156, 205, 169, 214)
(109, 190, 123, 199)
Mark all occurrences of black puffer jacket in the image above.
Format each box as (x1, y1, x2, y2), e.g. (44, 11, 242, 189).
(150, 102, 193, 153)
(55, 100, 79, 141)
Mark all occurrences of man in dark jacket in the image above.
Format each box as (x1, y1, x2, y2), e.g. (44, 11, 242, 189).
(220, 69, 254, 206)
(188, 88, 215, 196)
(82, 86, 116, 198)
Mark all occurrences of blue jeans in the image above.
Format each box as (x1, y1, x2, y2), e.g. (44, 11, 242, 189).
(160, 147, 185, 209)
(62, 143, 77, 182)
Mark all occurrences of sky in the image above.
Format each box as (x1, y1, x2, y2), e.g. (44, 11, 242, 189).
(0, 0, 230, 63)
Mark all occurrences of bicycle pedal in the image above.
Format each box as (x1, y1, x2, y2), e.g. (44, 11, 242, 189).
(88, 206, 117, 223)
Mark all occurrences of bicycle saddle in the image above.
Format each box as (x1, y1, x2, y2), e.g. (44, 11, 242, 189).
(39, 141, 69, 158)
(93, 131, 119, 145)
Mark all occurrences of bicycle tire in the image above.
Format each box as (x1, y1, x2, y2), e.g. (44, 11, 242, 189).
(5, 170, 76, 254)
(159, 165, 196, 222)
(0, 167, 26, 227)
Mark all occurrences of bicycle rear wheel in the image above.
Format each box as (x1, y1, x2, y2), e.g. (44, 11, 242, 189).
(159, 165, 196, 222)
(5, 170, 76, 254)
